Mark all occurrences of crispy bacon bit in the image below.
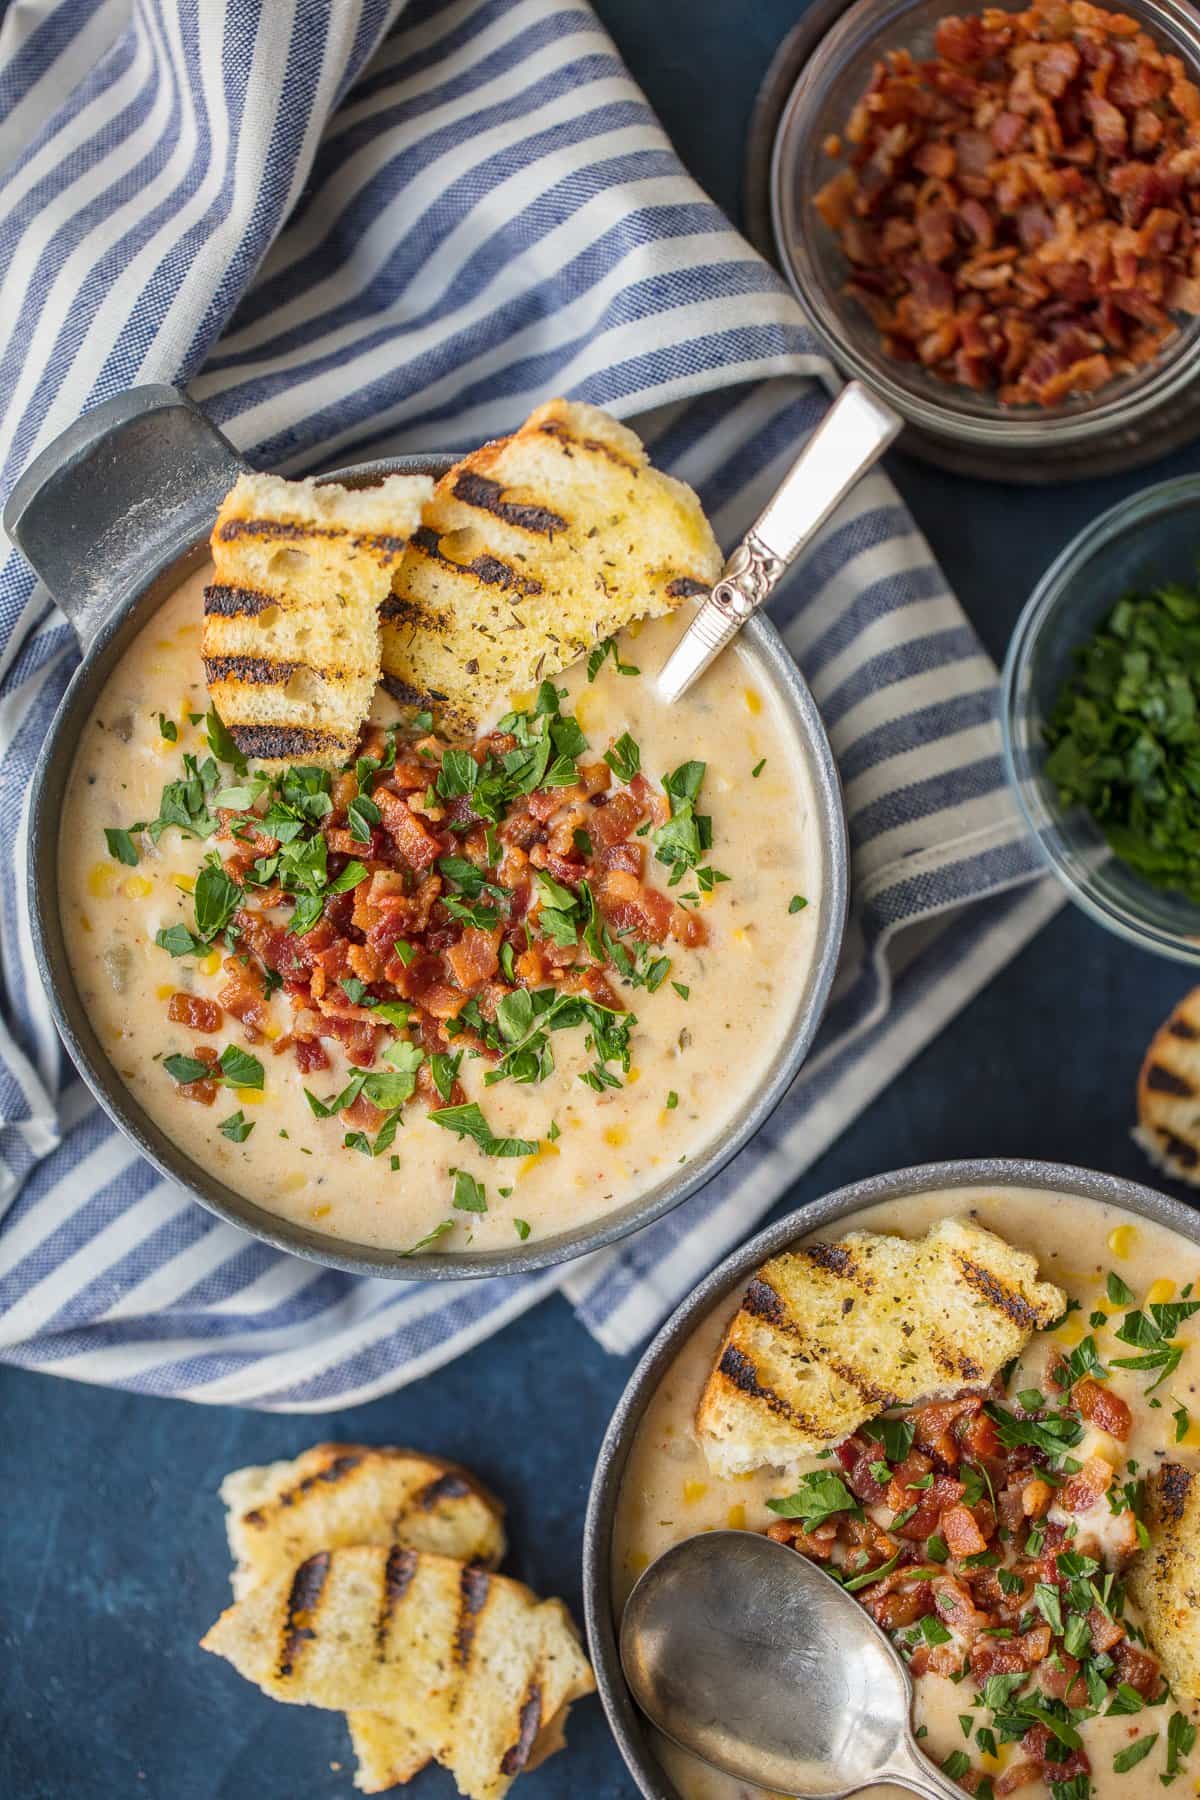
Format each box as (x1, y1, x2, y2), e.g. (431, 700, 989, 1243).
(178, 1042, 219, 1106)
(816, 0, 1200, 406)
(1072, 1375, 1132, 1438)
(167, 992, 222, 1033)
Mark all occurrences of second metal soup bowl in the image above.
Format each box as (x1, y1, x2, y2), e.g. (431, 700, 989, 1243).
(582, 1157, 1200, 1799)
(5, 385, 848, 1281)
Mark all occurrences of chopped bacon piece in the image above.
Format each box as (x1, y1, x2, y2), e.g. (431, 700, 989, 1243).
(176, 1042, 219, 1106)
(1022, 1477, 1054, 1517)
(324, 1016, 381, 1066)
(167, 993, 223, 1033)
(1072, 1376, 1131, 1439)
(1058, 1455, 1114, 1513)
(766, 1518, 838, 1559)
(941, 1503, 990, 1558)
(589, 790, 644, 848)
(444, 927, 500, 992)
(342, 1092, 388, 1132)
(1113, 1640, 1161, 1697)
(375, 788, 441, 870)
(293, 1037, 330, 1075)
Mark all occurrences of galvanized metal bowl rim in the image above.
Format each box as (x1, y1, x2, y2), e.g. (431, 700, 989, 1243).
(1001, 472, 1200, 966)
(582, 1156, 1200, 1800)
(28, 452, 849, 1282)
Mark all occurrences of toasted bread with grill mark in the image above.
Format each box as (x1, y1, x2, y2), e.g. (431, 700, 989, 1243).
(221, 1443, 505, 1600)
(695, 1217, 1066, 1478)
(1135, 988, 1200, 1188)
(1127, 1461, 1200, 1709)
(200, 1545, 595, 1800)
(204, 472, 431, 769)
(380, 399, 721, 733)
(221, 1444, 505, 1788)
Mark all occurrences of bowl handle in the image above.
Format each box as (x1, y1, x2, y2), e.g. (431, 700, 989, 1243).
(3, 384, 249, 649)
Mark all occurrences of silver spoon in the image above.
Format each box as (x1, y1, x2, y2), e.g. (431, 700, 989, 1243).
(657, 381, 901, 703)
(620, 1530, 964, 1800)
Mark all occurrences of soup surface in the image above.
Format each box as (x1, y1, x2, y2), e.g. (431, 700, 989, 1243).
(58, 565, 823, 1253)
(612, 1186, 1200, 1800)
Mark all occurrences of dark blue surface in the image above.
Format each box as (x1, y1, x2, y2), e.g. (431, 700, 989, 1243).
(4, 4, 1200, 1797)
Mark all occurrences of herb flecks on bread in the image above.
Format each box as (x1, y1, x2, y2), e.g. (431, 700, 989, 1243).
(204, 472, 431, 769)
(695, 1217, 1066, 1478)
(1128, 1462, 1200, 1710)
(380, 398, 722, 733)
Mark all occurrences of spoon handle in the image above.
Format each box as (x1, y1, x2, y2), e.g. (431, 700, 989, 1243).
(655, 380, 901, 703)
(881, 1734, 976, 1800)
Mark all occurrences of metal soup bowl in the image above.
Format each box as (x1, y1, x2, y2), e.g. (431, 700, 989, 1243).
(4, 385, 849, 1281)
(582, 1157, 1200, 1797)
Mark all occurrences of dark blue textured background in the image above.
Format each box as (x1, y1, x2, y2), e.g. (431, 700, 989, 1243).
(4, 3, 1199, 1796)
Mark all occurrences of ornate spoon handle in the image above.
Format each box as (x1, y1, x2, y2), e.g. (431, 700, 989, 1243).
(656, 380, 901, 703)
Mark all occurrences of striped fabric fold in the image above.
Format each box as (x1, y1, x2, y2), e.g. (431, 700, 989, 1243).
(0, 0, 1056, 1406)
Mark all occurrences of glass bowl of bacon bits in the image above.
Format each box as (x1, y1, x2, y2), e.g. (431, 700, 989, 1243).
(771, 0, 1200, 465)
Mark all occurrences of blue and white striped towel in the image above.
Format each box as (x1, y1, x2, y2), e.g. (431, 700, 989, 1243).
(0, 0, 1061, 1408)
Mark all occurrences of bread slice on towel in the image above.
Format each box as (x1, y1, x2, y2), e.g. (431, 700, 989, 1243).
(200, 1545, 596, 1800)
(380, 398, 722, 733)
(204, 472, 431, 769)
(1127, 1462, 1200, 1710)
(695, 1217, 1066, 1478)
(220, 1444, 505, 1789)
(1134, 986, 1200, 1187)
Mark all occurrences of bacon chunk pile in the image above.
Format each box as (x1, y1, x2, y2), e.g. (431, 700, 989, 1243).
(816, 1, 1200, 406)
(766, 1355, 1163, 1796)
(163, 715, 708, 1134)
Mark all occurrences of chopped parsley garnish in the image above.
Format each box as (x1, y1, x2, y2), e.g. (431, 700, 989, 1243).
(513, 1218, 531, 1241)
(398, 1220, 455, 1257)
(1043, 577, 1200, 900)
(751, 757, 766, 777)
(1112, 1734, 1157, 1773)
(451, 1170, 487, 1213)
(1107, 1272, 1135, 1306)
(428, 1102, 536, 1158)
(587, 636, 639, 681)
(604, 731, 641, 783)
(789, 894, 808, 914)
(765, 1471, 859, 1530)
(218, 1110, 255, 1142)
(104, 826, 140, 866)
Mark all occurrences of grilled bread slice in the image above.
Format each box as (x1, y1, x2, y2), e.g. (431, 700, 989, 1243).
(695, 1217, 1066, 1478)
(200, 1545, 596, 1800)
(1127, 1462, 1200, 1709)
(221, 1444, 505, 1789)
(380, 399, 722, 733)
(221, 1444, 505, 1600)
(1135, 987, 1200, 1187)
(204, 472, 431, 769)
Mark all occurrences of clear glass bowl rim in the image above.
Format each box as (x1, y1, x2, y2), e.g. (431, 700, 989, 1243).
(1001, 472, 1200, 964)
(769, 0, 1200, 452)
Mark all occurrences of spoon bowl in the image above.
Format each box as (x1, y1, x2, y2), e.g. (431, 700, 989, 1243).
(619, 1531, 962, 1800)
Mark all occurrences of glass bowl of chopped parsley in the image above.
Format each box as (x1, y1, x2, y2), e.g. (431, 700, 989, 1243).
(1003, 475, 1200, 962)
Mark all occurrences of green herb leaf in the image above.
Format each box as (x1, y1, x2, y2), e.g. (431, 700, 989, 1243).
(1113, 1735, 1157, 1774)
(604, 732, 641, 783)
(164, 1054, 212, 1084)
(194, 863, 242, 939)
(513, 1218, 531, 1241)
(218, 1110, 255, 1143)
(428, 1102, 537, 1158)
(219, 1044, 264, 1090)
(451, 1169, 487, 1213)
(789, 894, 808, 914)
(104, 826, 140, 866)
(398, 1219, 455, 1257)
(765, 1471, 860, 1530)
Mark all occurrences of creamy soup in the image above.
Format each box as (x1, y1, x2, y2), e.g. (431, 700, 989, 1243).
(612, 1187, 1200, 1800)
(58, 566, 822, 1253)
